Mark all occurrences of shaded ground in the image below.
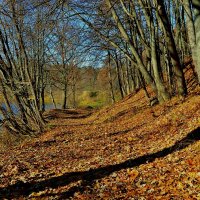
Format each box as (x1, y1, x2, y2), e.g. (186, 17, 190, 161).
(0, 66, 199, 199)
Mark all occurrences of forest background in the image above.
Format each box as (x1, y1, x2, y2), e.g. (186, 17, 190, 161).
(0, 0, 199, 135)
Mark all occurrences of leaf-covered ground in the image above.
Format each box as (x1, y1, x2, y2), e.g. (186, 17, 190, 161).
(0, 67, 200, 199)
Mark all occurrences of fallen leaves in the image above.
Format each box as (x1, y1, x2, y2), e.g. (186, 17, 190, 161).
(0, 83, 200, 199)
(127, 169, 139, 182)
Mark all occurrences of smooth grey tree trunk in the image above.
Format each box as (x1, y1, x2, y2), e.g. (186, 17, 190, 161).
(191, 0, 200, 82)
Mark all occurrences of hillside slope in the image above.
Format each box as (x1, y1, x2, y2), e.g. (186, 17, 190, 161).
(0, 67, 200, 199)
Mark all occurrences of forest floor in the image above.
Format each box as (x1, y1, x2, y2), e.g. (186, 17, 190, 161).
(0, 66, 200, 199)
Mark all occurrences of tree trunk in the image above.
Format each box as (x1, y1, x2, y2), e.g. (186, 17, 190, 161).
(156, 0, 187, 96)
(62, 83, 68, 109)
(107, 51, 115, 103)
(191, 0, 200, 82)
(41, 86, 45, 112)
(49, 82, 57, 109)
(112, 52, 125, 99)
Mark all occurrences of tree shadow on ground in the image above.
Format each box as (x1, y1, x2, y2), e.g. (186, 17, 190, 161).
(0, 127, 199, 199)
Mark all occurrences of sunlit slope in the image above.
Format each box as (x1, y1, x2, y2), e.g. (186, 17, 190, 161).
(0, 65, 199, 199)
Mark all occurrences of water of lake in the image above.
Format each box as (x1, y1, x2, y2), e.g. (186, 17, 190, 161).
(0, 103, 61, 120)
